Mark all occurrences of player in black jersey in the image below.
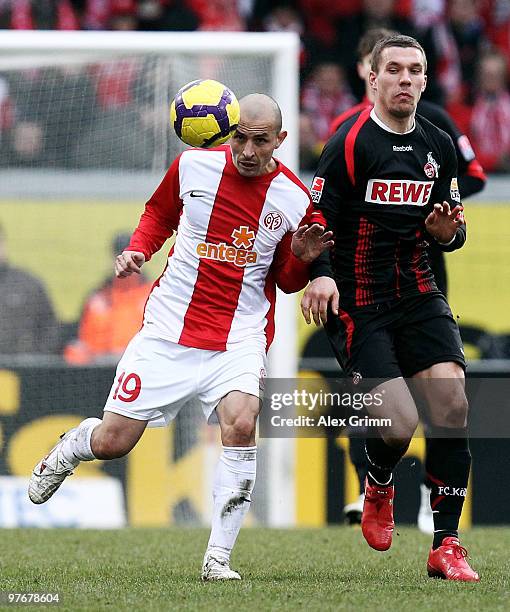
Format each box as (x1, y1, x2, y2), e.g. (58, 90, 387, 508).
(330, 28, 487, 533)
(302, 34, 479, 581)
(330, 28, 486, 297)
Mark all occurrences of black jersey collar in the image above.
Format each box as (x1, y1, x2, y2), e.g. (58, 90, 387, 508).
(370, 108, 416, 135)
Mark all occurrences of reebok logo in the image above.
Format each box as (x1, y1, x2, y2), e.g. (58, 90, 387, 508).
(365, 179, 433, 206)
(393, 145, 413, 151)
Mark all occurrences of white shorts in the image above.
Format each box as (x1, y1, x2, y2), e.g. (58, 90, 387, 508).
(103, 328, 266, 427)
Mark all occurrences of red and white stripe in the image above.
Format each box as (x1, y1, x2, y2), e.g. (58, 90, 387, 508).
(141, 147, 310, 351)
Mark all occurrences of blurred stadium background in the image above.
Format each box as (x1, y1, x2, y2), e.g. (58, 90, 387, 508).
(0, 1, 510, 534)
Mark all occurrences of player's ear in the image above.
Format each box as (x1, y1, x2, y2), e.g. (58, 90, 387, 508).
(275, 130, 287, 148)
(421, 74, 427, 92)
(369, 71, 377, 92)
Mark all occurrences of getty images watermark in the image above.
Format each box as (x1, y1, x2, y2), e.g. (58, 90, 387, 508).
(259, 378, 393, 438)
(258, 377, 510, 438)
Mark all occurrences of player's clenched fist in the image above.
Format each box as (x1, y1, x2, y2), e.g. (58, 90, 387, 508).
(301, 276, 339, 326)
(115, 251, 146, 278)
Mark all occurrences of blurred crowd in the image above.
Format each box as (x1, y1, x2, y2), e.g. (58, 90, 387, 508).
(0, 1, 510, 172)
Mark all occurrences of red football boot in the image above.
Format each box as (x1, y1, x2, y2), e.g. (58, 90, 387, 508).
(361, 477, 394, 551)
(427, 537, 480, 582)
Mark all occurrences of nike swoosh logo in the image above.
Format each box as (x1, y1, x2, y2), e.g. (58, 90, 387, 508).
(190, 191, 205, 198)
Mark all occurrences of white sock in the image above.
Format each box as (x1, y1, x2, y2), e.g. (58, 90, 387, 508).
(206, 446, 256, 564)
(61, 417, 102, 463)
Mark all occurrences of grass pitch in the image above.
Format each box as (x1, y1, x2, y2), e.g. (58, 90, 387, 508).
(0, 527, 508, 611)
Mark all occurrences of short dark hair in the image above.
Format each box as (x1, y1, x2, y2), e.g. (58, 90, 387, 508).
(371, 34, 427, 74)
(357, 28, 396, 61)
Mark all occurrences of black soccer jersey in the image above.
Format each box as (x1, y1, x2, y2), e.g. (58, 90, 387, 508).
(418, 100, 484, 296)
(330, 99, 484, 297)
(311, 107, 466, 308)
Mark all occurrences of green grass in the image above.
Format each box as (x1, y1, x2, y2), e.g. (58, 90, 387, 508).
(0, 527, 508, 611)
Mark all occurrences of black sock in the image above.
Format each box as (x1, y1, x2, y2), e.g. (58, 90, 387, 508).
(365, 435, 408, 486)
(426, 431, 471, 549)
(422, 436, 433, 488)
(349, 436, 368, 494)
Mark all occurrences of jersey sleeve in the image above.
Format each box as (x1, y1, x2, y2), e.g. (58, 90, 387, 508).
(430, 135, 466, 253)
(271, 201, 323, 293)
(434, 107, 487, 199)
(128, 155, 184, 261)
(420, 105, 486, 199)
(309, 131, 349, 280)
(271, 231, 309, 293)
(456, 132, 486, 199)
(431, 133, 459, 206)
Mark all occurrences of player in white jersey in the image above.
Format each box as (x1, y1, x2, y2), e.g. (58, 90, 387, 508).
(28, 94, 332, 581)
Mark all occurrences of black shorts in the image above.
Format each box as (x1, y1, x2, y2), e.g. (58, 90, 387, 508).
(325, 292, 466, 381)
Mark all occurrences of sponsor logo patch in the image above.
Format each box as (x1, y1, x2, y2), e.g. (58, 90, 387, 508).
(231, 226, 255, 249)
(196, 225, 258, 267)
(450, 177, 461, 203)
(393, 145, 413, 151)
(311, 176, 325, 203)
(365, 179, 433, 206)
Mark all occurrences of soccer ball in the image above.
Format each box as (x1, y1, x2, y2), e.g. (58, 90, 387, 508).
(170, 79, 240, 148)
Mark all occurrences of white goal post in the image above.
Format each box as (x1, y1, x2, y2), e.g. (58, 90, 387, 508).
(0, 30, 301, 526)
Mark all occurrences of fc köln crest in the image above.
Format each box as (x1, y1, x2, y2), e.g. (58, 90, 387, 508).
(424, 152, 440, 178)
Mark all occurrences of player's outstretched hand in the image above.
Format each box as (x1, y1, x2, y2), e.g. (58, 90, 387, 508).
(291, 223, 334, 263)
(425, 201, 464, 244)
(301, 276, 339, 326)
(115, 251, 146, 278)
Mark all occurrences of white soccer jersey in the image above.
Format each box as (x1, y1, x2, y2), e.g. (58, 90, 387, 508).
(129, 145, 317, 351)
